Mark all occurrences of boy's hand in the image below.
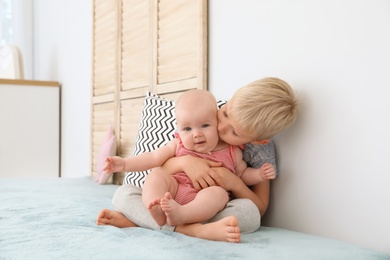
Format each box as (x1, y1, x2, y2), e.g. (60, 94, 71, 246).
(260, 163, 276, 180)
(180, 156, 222, 190)
(159, 155, 222, 190)
(103, 156, 125, 174)
(209, 167, 242, 192)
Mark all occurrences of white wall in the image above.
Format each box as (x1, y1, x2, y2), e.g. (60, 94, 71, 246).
(209, 0, 390, 254)
(9, 0, 33, 79)
(33, 0, 92, 178)
(31, 0, 390, 254)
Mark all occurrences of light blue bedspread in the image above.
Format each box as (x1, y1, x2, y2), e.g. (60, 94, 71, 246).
(0, 177, 388, 260)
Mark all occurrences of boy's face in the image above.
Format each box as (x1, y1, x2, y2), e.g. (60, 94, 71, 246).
(217, 102, 255, 146)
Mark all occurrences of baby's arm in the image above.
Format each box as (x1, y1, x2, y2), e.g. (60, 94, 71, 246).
(103, 139, 178, 174)
(239, 163, 276, 186)
(233, 147, 276, 186)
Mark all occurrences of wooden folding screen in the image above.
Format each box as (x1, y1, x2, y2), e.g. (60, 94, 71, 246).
(91, 0, 208, 183)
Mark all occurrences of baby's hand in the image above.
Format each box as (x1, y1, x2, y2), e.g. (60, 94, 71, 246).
(103, 156, 125, 174)
(260, 163, 276, 180)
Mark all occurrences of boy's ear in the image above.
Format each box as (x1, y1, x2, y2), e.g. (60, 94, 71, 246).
(251, 139, 269, 145)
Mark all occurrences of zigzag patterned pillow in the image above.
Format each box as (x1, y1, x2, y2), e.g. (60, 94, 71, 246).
(123, 92, 176, 187)
(217, 100, 227, 109)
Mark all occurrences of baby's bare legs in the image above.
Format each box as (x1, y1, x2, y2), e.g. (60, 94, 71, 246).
(142, 169, 178, 226)
(161, 186, 229, 226)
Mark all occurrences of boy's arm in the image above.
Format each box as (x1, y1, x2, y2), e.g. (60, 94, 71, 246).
(231, 179, 270, 217)
(210, 166, 270, 216)
(249, 181, 270, 217)
(160, 156, 222, 190)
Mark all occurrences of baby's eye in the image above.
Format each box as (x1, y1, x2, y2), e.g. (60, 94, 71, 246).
(183, 127, 191, 131)
(201, 124, 210, 128)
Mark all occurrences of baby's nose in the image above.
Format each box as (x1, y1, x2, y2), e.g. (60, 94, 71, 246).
(193, 130, 203, 138)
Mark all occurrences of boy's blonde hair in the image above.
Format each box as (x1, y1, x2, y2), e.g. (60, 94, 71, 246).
(229, 77, 298, 140)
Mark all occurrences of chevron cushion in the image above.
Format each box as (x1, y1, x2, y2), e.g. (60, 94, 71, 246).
(217, 99, 227, 109)
(123, 92, 176, 187)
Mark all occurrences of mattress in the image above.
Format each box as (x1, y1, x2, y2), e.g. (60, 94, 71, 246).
(0, 177, 388, 259)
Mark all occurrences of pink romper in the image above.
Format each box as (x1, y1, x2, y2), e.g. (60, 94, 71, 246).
(172, 135, 240, 205)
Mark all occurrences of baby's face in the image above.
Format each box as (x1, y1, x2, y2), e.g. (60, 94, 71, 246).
(217, 102, 255, 146)
(176, 104, 219, 154)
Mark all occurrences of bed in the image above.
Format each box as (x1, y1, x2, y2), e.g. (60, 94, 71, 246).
(1, 177, 388, 259)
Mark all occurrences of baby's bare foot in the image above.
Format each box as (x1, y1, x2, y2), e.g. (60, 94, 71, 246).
(148, 198, 166, 226)
(197, 216, 241, 243)
(160, 192, 186, 226)
(96, 209, 137, 228)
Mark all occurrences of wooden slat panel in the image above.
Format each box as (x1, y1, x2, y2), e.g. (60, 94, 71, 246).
(120, 0, 151, 91)
(119, 87, 149, 100)
(92, 0, 119, 97)
(156, 0, 201, 85)
(92, 93, 115, 104)
(155, 78, 199, 95)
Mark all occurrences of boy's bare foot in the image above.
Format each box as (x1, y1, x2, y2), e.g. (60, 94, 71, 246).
(148, 198, 167, 226)
(160, 192, 185, 226)
(175, 216, 241, 243)
(96, 209, 137, 228)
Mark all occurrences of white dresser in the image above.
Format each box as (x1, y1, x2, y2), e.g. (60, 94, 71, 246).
(0, 79, 60, 178)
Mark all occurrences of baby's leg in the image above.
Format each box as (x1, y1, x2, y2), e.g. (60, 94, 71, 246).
(142, 169, 178, 226)
(161, 186, 229, 226)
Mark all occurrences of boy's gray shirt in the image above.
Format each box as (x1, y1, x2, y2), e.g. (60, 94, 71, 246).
(242, 140, 278, 174)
